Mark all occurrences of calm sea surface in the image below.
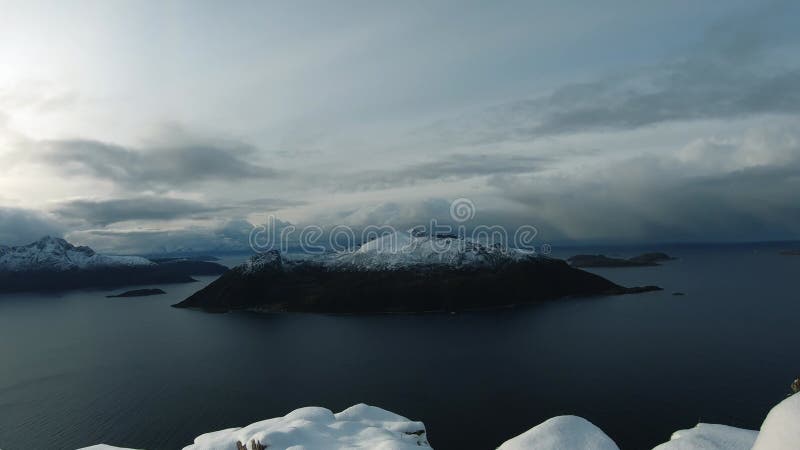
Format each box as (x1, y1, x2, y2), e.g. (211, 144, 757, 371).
(1, 244, 798, 450)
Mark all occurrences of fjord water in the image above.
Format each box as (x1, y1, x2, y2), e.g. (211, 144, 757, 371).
(0, 245, 798, 450)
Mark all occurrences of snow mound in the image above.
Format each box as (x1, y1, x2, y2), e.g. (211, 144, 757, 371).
(497, 415, 620, 450)
(182, 404, 430, 450)
(652, 423, 758, 450)
(752, 393, 800, 450)
(0, 236, 153, 272)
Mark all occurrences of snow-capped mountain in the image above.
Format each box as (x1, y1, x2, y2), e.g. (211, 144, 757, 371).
(177, 231, 660, 313)
(0, 236, 154, 272)
(239, 231, 537, 275)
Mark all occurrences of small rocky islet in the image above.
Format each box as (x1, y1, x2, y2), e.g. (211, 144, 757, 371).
(106, 288, 167, 298)
(567, 252, 675, 268)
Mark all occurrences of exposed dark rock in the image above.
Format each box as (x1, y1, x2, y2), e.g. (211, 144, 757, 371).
(236, 440, 266, 450)
(672, 292, 686, 296)
(106, 288, 166, 298)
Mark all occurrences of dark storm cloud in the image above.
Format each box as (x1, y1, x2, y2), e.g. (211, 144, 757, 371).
(489, 157, 800, 243)
(512, 68, 800, 137)
(0, 207, 65, 245)
(54, 197, 218, 226)
(338, 154, 547, 191)
(70, 219, 256, 254)
(423, 1, 800, 144)
(54, 196, 307, 226)
(34, 137, 279, 190)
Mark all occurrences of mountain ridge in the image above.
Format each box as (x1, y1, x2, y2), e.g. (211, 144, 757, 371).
(0, 236, 228, 293)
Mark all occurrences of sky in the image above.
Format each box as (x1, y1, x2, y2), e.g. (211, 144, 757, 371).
(1, 0, 799, 252)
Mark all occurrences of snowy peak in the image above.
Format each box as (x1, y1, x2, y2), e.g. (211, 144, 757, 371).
(241, 231, 539, 273)
(0, 236, 155, 272)
(333, 231, 536, 270)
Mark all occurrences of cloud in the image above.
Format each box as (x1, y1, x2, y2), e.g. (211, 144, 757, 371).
(488, 125, 800, 242)
(306, 199, 455, 229)
(336, 154, 547, 191)
(0, 207, 65, 246)
(67, 219, 256, 255)
(53, 196, 308, 226)
(54, 197, 218, 226)
(46, 138, 276, 187)
(421, 2, 800, 145)
(18, 133, 281, 190)
(0, 81, 79, 114)
(237, 198, 308, 210)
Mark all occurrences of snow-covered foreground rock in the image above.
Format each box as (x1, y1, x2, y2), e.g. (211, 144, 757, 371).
(651, 424, 758, 450)
(497, 415, 620, 450)
(183, 404, 429, 450)
(73, 394, 799, 450)
(751, 392, 800, 449)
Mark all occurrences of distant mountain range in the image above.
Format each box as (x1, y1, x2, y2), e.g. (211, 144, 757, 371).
(175, 232, 661, 313)
(0, 236, 228, 293)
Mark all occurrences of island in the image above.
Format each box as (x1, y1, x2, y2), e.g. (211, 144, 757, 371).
(568, 252, 675, 268)
(0, 236, 228, 293)
(106, 288, 167, 298)
(174, 232, 661, 313)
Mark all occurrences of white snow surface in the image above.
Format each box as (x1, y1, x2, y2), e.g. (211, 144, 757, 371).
(497, 415, 621, 450)
(651, 424, 758, 450)
(0, 236, 153, 272)
(182, 404, 430, 450)
(334, 231, 534, 270)
(751, 393, 800, 450)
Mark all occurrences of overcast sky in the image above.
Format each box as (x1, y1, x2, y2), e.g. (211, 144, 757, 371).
(1, 0, 799, 252)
